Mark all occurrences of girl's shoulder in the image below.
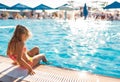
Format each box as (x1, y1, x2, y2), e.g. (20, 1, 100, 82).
(10, 41, 24, 45)
(17, 41, 24, 45)
(16, 41, 25, 48)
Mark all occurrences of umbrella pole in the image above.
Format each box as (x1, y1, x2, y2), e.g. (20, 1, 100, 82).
(64, 10, 67, 20)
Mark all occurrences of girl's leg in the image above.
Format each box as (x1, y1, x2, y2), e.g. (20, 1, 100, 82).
(27, 47, 39, 57)
(32, 54, 47, 67)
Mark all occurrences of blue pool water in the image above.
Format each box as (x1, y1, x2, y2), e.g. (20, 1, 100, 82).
(0, 19, 120, 78)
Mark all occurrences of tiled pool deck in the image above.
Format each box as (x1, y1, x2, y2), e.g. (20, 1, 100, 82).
(0, 56, 119, 82)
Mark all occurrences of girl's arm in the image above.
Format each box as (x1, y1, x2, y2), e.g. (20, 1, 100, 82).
(18, 57, 35, 75)
(16, 42, 35, 75)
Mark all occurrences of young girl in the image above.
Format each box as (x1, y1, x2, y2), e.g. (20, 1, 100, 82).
(7, 25, 47, 75)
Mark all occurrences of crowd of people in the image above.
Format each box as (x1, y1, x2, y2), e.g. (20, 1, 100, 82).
(0, 9, 120, 21)
(91, 10, 120, 21)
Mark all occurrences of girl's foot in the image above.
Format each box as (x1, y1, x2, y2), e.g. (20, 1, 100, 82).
(41, 61, 51, 65)
(44, 61, 51, 65)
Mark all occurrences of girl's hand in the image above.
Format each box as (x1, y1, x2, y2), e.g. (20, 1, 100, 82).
(28, 69, 35, 75)
(12, 62, 18, 65)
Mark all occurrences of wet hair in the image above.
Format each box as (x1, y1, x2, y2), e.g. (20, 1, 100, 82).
(7, 25, 31, 55)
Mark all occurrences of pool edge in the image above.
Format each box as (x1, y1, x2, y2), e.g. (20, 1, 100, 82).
(0, 55, 120, 82)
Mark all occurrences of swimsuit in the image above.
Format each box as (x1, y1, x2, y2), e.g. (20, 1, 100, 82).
(9, 46, 33, 67)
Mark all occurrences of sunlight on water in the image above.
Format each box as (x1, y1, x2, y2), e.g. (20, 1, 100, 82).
(65, 19, 109, 58)
(0, 26, 15, 28)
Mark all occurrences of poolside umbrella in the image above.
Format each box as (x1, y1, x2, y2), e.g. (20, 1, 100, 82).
(55, 4, 73, 10)
(0, 3, 9, 9)
(103, 1, 120, 9)
(55, 4, 74, 20)
(83, 3, 88, 20)
(33, 4, 53, 10)
(9, 3, 32, 10)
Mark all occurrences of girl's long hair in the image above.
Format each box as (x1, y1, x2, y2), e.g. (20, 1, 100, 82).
(7, 25, 30, 55)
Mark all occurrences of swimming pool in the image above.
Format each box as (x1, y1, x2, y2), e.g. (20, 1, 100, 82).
(0, 19, 120, 78)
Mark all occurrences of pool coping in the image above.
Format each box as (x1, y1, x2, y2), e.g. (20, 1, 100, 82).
(0, 55, 120, 82)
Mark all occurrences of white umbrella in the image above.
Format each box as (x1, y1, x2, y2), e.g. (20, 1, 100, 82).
(57, 5, 74, 11)
(56, 4, 74, 20)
